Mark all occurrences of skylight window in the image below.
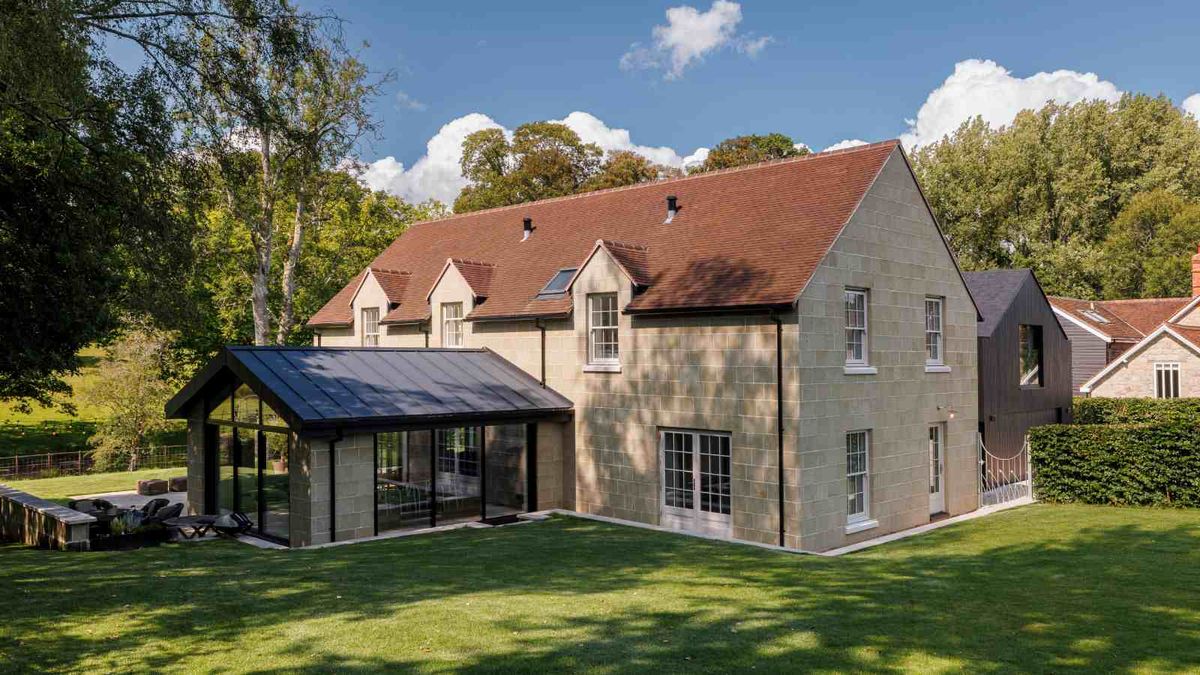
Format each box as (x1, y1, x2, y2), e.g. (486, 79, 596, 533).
(537, 268, 577, 297)
(1081, 310, 1109, 324)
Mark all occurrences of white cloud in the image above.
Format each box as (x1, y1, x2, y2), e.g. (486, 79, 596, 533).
(1183, 94, 1200, 119)
(361, 112, 708, 206)
(822, 139, 867, 152)
(620, 1, 770, 80)
(394, 90, 427, 112)
(360, 113, 503, 204)
(901, 59, 1122, 148)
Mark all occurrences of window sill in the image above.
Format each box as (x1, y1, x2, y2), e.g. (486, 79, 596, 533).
(845, 519, 879, 535)
(583, 363, 622, 373)
(924, 364, 951, 373)
(843, 365, 878, 376)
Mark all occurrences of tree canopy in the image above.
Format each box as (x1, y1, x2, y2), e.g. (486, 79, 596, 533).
(693, 133, 808, 172)
(911, 94, 1200, 298)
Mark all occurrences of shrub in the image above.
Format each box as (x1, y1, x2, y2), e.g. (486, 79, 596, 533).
(1073, 397, 1200, 426)
(1030, 422, 1200, 506)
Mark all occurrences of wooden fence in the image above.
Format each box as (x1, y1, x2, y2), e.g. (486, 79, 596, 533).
(0, 446, 188, 481)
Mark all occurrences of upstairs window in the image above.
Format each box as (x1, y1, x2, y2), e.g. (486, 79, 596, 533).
(588, 293, 619, 365)
(845, 289, 869, 365)
(925, 297, 944, 364)
(1155, 363, 1180, 399)
(441, 302, 463, 347)
(1019, 324, 1043, 387)
(361, 307, 380, 347)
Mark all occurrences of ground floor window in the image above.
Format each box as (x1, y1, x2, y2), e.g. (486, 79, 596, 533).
(846, 430, 870, 523)
(1155, 362, 1180, 398)
(660, 429, 731, 536)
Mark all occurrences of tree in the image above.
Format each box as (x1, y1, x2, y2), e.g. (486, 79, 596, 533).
(912, 94, 1200, 298)
(1102, 191, 1200, 298)
(80, 322, 178, 472)
(583, 150, 681, 192)
(454, 122, 603, 212)
(693, 133, 807, 172)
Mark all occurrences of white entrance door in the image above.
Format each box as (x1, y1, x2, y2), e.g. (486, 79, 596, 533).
(660, 430, 732, 537)
(929, 424, 945, 514)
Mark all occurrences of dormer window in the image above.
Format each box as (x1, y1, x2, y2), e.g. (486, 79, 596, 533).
(361, 307, 380, 347)
(537, 268, 577, 298)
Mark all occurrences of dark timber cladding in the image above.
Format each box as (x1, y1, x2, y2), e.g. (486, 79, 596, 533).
(963, 270, 1073, 460)
(165, 346, 574, 435)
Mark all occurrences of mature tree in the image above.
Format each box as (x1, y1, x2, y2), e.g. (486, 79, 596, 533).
(693, 133, 808, 172)
(1102, 191, 1200, 298)
(912, 94, 1200, 298)
(454, 122, 603, 212)
(0, 0, 203, 410)
(583, 150, 681, 192)
(80, 322, 178, 471)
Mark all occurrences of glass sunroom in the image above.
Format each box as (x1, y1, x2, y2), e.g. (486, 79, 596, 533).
(167, 347, 573, 547)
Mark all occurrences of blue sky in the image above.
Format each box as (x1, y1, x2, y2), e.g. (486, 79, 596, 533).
(307, 1, 1199, 203)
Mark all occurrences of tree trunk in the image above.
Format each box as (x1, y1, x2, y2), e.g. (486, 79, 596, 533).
(251, 127, 275, 345)
(276, 193, 306, 344)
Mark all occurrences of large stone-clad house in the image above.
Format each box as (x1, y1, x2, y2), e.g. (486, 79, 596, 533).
(168, 140, 981, 553)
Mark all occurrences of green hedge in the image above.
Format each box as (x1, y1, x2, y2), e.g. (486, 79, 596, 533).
(1030, 422, 1200, 506)
(1073, 397, 1200, 425)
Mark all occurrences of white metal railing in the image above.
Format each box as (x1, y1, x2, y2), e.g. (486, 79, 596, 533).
(979, 434, 1034, 507)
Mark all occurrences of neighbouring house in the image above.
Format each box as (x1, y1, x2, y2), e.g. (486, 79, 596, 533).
(962, 269, 1072, 464)
(1049, 246, 1200, 398)
(168, 140, 982, 553)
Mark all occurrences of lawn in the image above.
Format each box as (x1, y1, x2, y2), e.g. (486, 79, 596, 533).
(4, 469, 185, 503)
(0, 496, 1197, 674)
(0, 348, 185, 458)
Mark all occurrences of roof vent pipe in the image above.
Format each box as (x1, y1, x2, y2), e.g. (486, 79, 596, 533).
(522, 217, 533, 241)
(665, 195, 678, 224)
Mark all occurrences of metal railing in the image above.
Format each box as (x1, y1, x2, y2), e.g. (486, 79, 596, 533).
(979, 435, 1034, 507)
(0, 446, 188, 481)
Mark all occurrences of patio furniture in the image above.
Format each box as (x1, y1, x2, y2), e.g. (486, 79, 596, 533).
(137, 479, 168, 496)
(148, 502, 183, 524)
(139, 498, 170, 517)
(164, 515, 217, 539)
(212, 512, 253, 537)
(169, 476, 188, 492)
(67, 498, 115, 513)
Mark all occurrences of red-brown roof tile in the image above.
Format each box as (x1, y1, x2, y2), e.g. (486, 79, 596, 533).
(307, 270, 366, 327)
(1167, 323, 1200, 351)
(1049, 296, 1191, 342)
(311, 140, 901, 326)
(598, 240, 653, 287)
(371, 268, 411, 305)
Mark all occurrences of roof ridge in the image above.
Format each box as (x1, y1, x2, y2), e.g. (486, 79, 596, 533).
(599, 239, 649, 252)
(1097, 297, 1190, 303)
(402, 139, 901, 227)
(451, 258, 496, 268)
(370, 266, 411, 276)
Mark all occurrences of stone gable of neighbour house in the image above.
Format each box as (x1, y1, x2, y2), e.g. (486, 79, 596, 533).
(304, 141, 980, 552)
(795, 149, 979, 553)
(1083, 327, 1200, 398)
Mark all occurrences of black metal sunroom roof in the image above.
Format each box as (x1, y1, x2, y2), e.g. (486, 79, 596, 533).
(166, 347, 573, 436)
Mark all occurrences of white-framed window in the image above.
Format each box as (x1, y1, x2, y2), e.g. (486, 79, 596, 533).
(588, 293, 619, 365)
(845, 289, 869, 365)
(846, 430, 870, 523)
(361, 307, 380, 347)
(441, 302, 463, 347)
(1155, 363, 1181, 399)
(925, 297, 944, 364)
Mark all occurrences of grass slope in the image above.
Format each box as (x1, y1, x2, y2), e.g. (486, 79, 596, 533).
(4, 469, 184, 503)
(0, 502, 1198, 673)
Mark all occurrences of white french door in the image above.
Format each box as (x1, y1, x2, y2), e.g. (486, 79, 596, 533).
(660, 430, 732, 537)
(929, 424, 945, 514)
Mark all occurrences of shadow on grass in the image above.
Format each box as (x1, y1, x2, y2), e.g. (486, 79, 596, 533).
(1, 508, 1198, 673)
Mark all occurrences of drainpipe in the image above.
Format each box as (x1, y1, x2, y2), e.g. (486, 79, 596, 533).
(421, 321, 430, 348)
(328, 427, 343, 544)
(536, 319, 547, 386)
(771, 311, 785, 547)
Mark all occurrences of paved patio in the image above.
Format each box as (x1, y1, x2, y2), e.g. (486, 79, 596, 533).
(72, 489, 187, 511)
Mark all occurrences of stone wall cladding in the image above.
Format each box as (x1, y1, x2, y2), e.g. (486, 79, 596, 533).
(186, 406, 205, 516)
(1089, 332, 1200, 397)
(795, 150, 980, 552)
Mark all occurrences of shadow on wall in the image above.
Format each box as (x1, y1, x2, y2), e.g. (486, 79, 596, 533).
(3, 507, 1198, 672)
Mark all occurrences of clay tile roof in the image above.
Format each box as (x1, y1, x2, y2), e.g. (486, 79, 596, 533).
(598, 240, 653, 287)
(371, 267, 411, 305)
(450, 259, 496, 298)
(1167, 323, 1200, 351)
(307, 269, 366, 327)
(310, 140, 901, 324)
(1049, 296, 1192, 342)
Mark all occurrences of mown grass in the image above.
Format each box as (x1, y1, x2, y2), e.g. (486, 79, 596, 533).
(0, 348, 184, 458)
(4, 468, 185, 503)
(0, 499, 1197, 673)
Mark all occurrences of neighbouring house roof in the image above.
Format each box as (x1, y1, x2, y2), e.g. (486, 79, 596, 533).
(308, 140, 907, 327)
(165, 347, 573, 436)
(1048, 296, 1192, 343)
